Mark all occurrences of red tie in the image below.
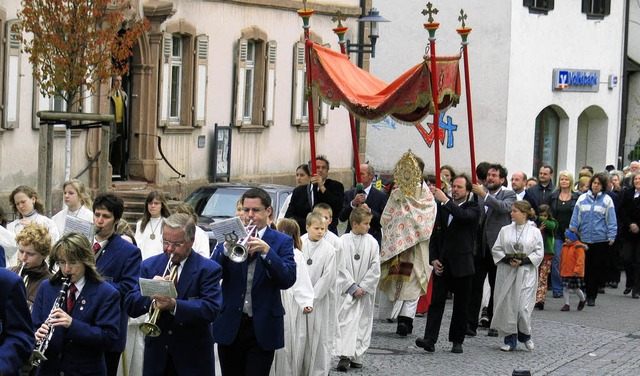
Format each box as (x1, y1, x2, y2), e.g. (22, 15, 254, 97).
(67, 283, 77, 313)
(93, 242, 101, 255)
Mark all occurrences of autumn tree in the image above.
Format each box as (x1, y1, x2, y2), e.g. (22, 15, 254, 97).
(17, 0, 148, 108)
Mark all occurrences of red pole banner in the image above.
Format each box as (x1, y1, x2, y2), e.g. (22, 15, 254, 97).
(298, 9, 317, 175)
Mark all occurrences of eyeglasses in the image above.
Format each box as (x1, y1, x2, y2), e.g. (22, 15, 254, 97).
(162, 239, 185, 248)
(242, 207, 266, 213)
(56, 260, 80, 267)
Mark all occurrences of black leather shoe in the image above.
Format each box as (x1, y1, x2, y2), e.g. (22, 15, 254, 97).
(337, 358, 350, 372)
(624, 287, 632, 295)
(415, 337, 435, 352)
(451, 343, 463, 353)
(598, 287, 605, 294)
(587, 298, 595, 306)
(465, 327, 477, 337)
(609, 282, 618, 289)
(534, 302, 544, 310)
(396, 323, 408, 336)
(487, 329, 499, 337)
(633, 293, 640, 299)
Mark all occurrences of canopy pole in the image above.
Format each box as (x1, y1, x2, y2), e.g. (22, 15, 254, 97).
(333, 20, 363, 186)
(424, 4, 442, 189)
(298, 8, 317, 175)
(457, 10, 477, 184)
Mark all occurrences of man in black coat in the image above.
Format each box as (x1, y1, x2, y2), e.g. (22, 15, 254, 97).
(339, 163, 388, 245)
(285, 155, 344, 235)
(416, 175, 481, 354)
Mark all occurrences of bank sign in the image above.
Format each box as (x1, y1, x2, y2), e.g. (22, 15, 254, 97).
(552, 69, 600, 92)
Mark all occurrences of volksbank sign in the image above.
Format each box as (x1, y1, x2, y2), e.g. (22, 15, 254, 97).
(552, 69, 600, 92)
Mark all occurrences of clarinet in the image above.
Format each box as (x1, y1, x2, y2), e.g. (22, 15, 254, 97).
(30, 275, 71, 368)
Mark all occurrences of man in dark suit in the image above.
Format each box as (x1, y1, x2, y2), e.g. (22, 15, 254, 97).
(527, 165, 554, 206)
(511, 171, 539, 214)
(285, 155, 344, 235)
(92, 193, 142, 376)
(416, 175, 481, 354)
(339, 163, 388, 245)
(0, 268, 34, 375)
(126, 213, 222, 376)
(212, 187, 297, 375)
(468, 164, 516, 337)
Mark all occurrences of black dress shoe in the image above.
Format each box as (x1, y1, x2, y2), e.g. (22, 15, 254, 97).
(534, 302, 544, 310)
(337, 358, 350, 372)
(396, 323, 409, 336)
(465, 327, 477, 337)
(633, 293, 640, 299)
(598, 287, 605, 294)
(451, 343, 463, 353)
(609, 282, 618, 289)
(415, 337, 435, 352)
(487, 329, 499, 337)
(624, 287, 632, 295)
(587, 298, 595, 306)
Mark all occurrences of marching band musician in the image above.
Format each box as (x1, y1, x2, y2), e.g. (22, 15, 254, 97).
(0, 268, 34, 375)
(32, 232, 120, 376)
(10, 223, 53, 310)
(125, 213, 222, 376)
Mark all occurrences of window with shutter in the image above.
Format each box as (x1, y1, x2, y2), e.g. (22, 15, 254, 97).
(581, 0, 611, 19)
(3, 19, 21, 129)
(233, 27, 269, 130)
(291, 42, 305, 126)
(523, 0, 554, 15)
(194, 34, 208, 127)
(264, 40, 277, 126)
(159, 33, 172, 127)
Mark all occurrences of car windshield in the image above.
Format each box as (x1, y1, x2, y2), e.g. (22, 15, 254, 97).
(188, 188, 243, 218)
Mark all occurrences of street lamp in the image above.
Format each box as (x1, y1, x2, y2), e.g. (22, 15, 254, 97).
(346, 8, 390, 58)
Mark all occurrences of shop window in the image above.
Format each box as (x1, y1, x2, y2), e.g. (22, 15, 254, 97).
(533, 107, 559, 176)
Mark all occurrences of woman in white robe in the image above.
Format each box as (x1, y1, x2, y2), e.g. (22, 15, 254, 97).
(491, 200, 544, 352)
(52, 179, 94, 234)
(271, 218, 314, 376)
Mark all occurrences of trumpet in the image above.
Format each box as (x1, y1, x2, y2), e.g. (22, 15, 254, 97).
(223, 220, 257, 263)
(31, 275, 71, 368)
(139, 254, 178, 337)
(17, 261, 28, 284)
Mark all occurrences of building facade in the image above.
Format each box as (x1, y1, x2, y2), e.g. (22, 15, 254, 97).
(368, 0, 625, 179)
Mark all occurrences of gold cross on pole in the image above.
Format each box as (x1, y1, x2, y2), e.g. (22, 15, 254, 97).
(302, 0, 307, 11)
(332, 11, 347, 28)
(458, 9, 468, 28)
(422, 2, 439, 24)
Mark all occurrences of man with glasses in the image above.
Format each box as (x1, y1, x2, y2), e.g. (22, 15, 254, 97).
(212, 187, 297, 375)
(92, 193, 142, 376)
(126, 213, 222, 375)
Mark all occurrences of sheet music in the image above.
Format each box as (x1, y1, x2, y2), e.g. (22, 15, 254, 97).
(139, 278, 178, 298)
(210, 217, 247, 242)
(64, 216, 95, 242)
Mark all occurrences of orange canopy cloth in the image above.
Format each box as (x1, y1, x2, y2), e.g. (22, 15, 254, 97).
(308, 42, 461, 123)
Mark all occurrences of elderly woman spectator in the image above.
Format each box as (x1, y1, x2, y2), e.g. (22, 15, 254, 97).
(569, 173, 617, 307)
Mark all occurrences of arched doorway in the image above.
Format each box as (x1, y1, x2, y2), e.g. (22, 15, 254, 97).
(576, 105, 608, 173)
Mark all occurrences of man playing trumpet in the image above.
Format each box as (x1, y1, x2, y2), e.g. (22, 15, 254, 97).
(125, 213, 222, 376)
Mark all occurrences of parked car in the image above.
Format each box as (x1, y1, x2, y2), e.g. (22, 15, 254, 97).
(183, 182, 293, 250)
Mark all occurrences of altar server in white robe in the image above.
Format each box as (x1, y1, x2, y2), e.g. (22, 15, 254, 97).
(491, 200, 543, 352)
(299, 212, 337, 376)
(271, 218, 314, 376)
(335, 208, 381, 372)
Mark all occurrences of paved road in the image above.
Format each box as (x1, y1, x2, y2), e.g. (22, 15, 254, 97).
(328, 275, 640, 376)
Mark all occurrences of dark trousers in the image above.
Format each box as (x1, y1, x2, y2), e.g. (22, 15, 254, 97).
(109, 121, 126, 176)
(584, 242, 609, 300)
(467, 251, 496, 331)
(105, 351, 120, 376)
(622, 238, 640, 293)
(424, 272, 472, 344)
(605, 239, 622, 284)
(218, 315, 275, 376)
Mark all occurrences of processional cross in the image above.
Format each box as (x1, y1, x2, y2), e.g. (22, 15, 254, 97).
(331, 11, 347, 28)
(422, 2, 439, 23)
(458, 9, 468, 28)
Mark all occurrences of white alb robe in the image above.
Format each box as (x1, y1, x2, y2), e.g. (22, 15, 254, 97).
(299, 237, 336, 376)
(335, 232, 381, 362)
(490, 222, 544, 337)
(270, 248, 314, 376)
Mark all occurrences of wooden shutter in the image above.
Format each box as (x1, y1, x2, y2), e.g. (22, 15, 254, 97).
(159, 32, 172, 127)
(318, 43, 330, 125)
(233, 38, 248, 127)
(264, 40, 277, 126)
(291, 42, 305, 126)
(194, 34, 208, 127)
(3, 20, 21, 129)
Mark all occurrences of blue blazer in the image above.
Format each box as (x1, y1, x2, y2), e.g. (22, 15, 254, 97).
(95, 234, 141, 352)
(211, 226, 296, 351)
(0, 245, 6, 267)
(0, 268, 34, 375)
(32, 278, 120, 376)
(125, 251, 222, 376)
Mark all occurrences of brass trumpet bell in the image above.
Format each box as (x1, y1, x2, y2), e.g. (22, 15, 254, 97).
(139, 321, 161, 337)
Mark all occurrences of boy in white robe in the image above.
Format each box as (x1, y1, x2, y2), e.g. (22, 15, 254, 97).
(300, 212, 337, 376)
(335, 208, 381, 372)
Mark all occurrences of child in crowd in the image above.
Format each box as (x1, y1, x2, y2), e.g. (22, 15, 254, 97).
(335, 208, 381, 372)
(311, 203, 342, 251)
(300, 212, 337, 376)
(271, 219, 314, 376)
(535, 205, 558, 310)
(560, 229, 587, 311)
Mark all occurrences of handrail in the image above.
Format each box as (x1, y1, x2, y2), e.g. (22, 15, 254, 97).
(135, 132, 186, 178)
